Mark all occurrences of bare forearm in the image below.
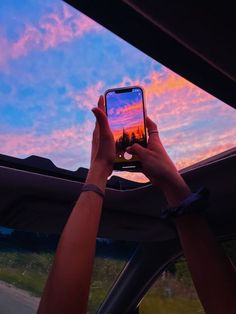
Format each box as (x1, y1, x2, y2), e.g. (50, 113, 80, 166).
(160, 175, 236, 313)
(38, 167, 108, 314)
(176, 214, 236, 314)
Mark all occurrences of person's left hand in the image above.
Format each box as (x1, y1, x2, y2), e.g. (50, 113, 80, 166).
(90, 95, 115, 176)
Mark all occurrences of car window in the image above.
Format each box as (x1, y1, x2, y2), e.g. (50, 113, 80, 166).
(139, 239, 236, 314)
(0, 226, 136, 313)
(89, 240, 137, 313)
(0, 0, 235, 183)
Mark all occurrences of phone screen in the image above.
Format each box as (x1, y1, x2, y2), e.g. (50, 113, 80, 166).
(105, 86, 147, 171)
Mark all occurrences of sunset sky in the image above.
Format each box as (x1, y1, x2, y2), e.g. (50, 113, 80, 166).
(0, 0, 235, 182)
(106, 89, 145, 141)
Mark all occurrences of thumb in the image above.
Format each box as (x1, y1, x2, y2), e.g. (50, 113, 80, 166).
(126, 143, 147, 159)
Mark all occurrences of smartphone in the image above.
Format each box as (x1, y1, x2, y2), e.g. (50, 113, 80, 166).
(105, 86, 147, 171)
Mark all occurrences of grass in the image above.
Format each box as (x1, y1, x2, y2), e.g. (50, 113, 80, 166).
(0, 252, 205, 313)
(0, 251, 53, 296)
(139, 273, 204, 314)
(140, 295, 204, 314)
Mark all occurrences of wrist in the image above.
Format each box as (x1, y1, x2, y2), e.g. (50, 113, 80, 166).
(86, 163, 110, 192)
(159, 174, 191, 207)
(160, 187, 209, 220)
(90, 161, 112, 177)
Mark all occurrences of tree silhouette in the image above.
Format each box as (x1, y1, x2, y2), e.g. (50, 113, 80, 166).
(115, 126, 146, 155)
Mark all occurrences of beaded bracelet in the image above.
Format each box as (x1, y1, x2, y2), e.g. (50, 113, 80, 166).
(160, 187, 209, 219)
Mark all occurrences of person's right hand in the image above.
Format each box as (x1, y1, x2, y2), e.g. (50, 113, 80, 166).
(127, 117, 191, 206)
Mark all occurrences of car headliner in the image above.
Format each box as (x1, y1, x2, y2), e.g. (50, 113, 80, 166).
(65, 0, 236, 108)
(0, 148, 235, 242)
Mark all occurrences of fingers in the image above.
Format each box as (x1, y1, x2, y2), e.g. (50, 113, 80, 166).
(92, 99, 100, 141)
(146, 116, 158, 133)
(126, 143, 147, 159)
(91, 107, 111, 138)
(97, 95, 106, 113)
(146, 116, 161, 147)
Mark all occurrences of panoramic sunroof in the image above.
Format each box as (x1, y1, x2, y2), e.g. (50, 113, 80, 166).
(0, 0, 235, 182)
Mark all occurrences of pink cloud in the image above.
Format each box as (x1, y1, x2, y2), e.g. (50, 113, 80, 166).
(162, 125, 236, 170)
(117, 129, 236, 183)
(69, 81, 105, 111)
(0, 3, 101, 67)
(114, 68, 236, 141)
(2, 65, 234, 180)
(66, 67, 236, 177)
(0, 119, 95, 170)
(119, 68, 214, 118)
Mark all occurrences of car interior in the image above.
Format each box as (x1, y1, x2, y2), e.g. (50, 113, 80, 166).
(0, 1, 235, 313)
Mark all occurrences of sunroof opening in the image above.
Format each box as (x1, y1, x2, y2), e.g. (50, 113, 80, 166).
(0, 0, 235, 183)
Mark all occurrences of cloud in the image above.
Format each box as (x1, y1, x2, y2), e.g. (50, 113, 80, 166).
(115, 101, 142, 115)
(1, 30, 235, 181)
(69, 81, 105, 111)
(0, 3, 101, 67)
(161, 125, 236, 170)
(122, 138, 236, 184)
(0, 119, 95, 170)
(65, 66, 236, 173)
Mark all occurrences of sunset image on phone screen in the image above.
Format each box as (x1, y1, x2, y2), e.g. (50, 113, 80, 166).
(106, 88, 146, 163)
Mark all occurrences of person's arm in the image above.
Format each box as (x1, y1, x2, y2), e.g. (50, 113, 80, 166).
(127, 117, 236, 314)
(175, 211, 236, 314)
(162, 177, 236, 314)
(38, 96, 115, 314)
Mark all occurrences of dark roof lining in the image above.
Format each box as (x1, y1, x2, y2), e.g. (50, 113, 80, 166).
(0, 154, 147, 190)
(0, 154, 235, 240)
(64, 0, 236, 108)
(0, 147, 235, 190)
(145, 1, 236, 105)
(124, 1, 236, 83)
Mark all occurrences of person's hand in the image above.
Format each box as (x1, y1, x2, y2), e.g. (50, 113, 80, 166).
(90, 95, 115, 177)
(127, 117, 177, 185)
(127, 117, 191, 206)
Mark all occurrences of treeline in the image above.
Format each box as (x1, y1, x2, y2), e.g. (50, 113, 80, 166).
(116, 128, 145, 152)
(0, 229, 137, 258)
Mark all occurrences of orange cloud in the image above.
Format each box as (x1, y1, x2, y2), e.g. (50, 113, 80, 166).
(115, 101, 143, 115)
(105, 68, 236, 182)
(69, 81, 105, 111)
(117, 137, 236, 183)
(162, 125, 236, 170)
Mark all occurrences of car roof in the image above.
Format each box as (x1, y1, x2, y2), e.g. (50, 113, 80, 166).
(65, 0, 236, 108)
(0, 147, 235, 241)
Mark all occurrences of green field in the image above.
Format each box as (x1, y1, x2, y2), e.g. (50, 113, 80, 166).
(0, 251, 53, 296)
(0, 251, 205, 313)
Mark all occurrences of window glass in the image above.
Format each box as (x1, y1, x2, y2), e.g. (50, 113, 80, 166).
(89, 240, 136, 313)
(0, 0, 235, 183)
(140, 239, 236, 314)
(0, 226, 135, 313)
(140, 258, 204, 314)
